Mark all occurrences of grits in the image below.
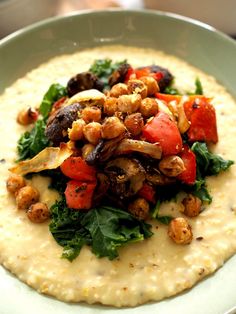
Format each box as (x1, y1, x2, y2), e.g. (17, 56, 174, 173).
(0, 46, 236, 307)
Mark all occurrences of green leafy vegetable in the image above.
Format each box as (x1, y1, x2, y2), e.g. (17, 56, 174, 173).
(89, 59, 126, 88)
(49, 199, 153, 261)
(151, 200, 173, 225)
(17, 83, 67, 161)
(194, 77, 203, 95)
(39, 83, 67, 120)
(191, 142, 234, 176)
(17, 119, 49, 161)
(39, 169, 68, 195)
(163, 86, 180, 95)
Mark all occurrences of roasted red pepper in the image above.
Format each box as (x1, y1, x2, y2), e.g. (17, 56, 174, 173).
(184, 97, 218, 143)
(60, 156, 96, 182)
(177, 144, 196, 185)
(142, 112, 183, 156)
(138, 183, 156, 203)
(65, 180, 96, 210)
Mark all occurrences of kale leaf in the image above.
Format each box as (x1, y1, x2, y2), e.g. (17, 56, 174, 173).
(191, 142, 234, 176)
(194, 77, 203, 95)
(17, 83, 67, 161)
(39, 169, 68, 195)
(49, 199, 153, 261)
(151, 200, 173, 225)
(163, 86, 180, 95)
(17, 119, 49, 161)
(89, 59, 126, 88)
(39, 83, 67, 120)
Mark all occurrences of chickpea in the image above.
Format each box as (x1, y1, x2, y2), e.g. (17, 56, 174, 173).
(127, 79, 148, 99)
(82, 143, 95, 159)
(117, 94, 142, 114)
(168, 217, 193, 244)
(139, 98, 159, 118)
(15, 186, 40, 210)
(68, 119, 85, 141)
(182, 194, 202, 217)
(110, 83, 129, 97)
(124, 113, 144, 136)
(103, 97, 118, 116)
(159, 156, 185, 177)
(27, 202, 50, 223)
(81, 106, 101, 123)
(140, 76, 159, 95)
(6, 174, 26, 194)
(17, 107, 38, 125)
(128, 198, 149, 220)
(83, 122, 102, 145)
(101, 117, 126, 139)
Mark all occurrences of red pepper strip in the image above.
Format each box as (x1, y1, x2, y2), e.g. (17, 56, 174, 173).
(177, 144, 196, 185)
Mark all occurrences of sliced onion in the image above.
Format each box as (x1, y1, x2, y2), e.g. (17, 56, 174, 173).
(9, 143, 73, 176)
(66, 89, 105, 107)
(177, 96, 191, 134)
(115, 139, 162, 159)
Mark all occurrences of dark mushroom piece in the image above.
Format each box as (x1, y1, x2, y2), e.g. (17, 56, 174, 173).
(67, 71, 104, 97)
(136, 65, 173, 92)
(92, 173, 110, 207)
(104, 157, 145, 198)
(85, 132, 127, 165)
(108, 63, 131, 87)
(45, 103, 83, 145)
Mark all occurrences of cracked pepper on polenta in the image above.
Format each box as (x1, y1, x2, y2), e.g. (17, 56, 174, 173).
(0, 46, 235, 307)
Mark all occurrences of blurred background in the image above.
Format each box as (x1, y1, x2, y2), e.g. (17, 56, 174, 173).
(0, 0, 235, 38)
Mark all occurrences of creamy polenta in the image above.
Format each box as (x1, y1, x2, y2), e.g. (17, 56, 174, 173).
(0, 46, 236, 307)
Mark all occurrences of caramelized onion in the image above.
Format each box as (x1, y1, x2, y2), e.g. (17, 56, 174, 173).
(9, 143, 73, 176)
(115, 139, 162, 159)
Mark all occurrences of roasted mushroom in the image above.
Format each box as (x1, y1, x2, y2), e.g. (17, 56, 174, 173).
(136, 65, 173, 91)
(67, 71, 104, 97)
(105, 157, 145, 198)
(85, 132, 126, 165)
(45, 103, 82, 145)
(108, 63, 131, 87)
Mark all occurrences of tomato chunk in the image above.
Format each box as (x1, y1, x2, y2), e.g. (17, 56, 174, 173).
(184, 98, 218, 143)
(65, 180, 96, 210)
(142, 112, 182, 156)
(177, 144, 196, 185)
(138, 183, 156, 203)
(60, 157, 96, 182)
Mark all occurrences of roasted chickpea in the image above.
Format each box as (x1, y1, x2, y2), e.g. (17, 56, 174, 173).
(17, 107, 38, 125)
(139, 98, 159, 117)
(127, 79, 148, 99)
(168, 217, 193, 244)
(16, 186, 40, 210)
(117, 94, 141, 114)
(159, 156, 185, 177)
(182, 194, 202, 217)
(68, 119, 85, 141)
(101, 117, 126, 139)
(128, 198, 149, 220)
(103, 97, 118, 116)
(110, 83, 129, 97)
(82, 143, 95, 159)
(124, 113, 144, 136)
(140, 76, 159, 95)
(6, 174, 26, 194)
(27, 202, 50, 223)
(83, 122, 102, 145)
(81, 106, 101, 123)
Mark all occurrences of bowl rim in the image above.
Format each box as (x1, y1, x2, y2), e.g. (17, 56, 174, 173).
(1, 8, 236, 49)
